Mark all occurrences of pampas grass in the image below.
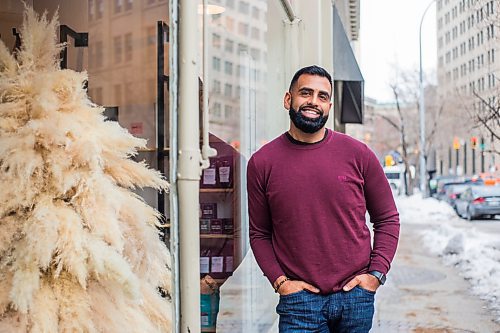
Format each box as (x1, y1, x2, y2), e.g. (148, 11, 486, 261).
(0, 6, 172, 332)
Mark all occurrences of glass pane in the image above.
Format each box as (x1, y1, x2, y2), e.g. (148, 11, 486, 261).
(200, 0, 290, 331)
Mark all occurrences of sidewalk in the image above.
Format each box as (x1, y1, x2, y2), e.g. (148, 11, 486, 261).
(217, 223, 500, 332)
(372, 223, 500, 333)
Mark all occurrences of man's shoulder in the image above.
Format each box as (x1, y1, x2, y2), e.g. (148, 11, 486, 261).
(331, 131, 370, 152)
(251, 134, 285, 159)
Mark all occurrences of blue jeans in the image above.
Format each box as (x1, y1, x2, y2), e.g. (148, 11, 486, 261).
(276, 286, 375, 332)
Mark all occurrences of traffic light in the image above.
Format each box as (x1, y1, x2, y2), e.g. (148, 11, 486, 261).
(480, 137, 486, 151)
(453, 137, 460, 150)
(471, 136, 478, 149)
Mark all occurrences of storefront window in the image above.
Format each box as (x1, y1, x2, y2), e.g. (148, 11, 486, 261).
(199, 0, 291, 331)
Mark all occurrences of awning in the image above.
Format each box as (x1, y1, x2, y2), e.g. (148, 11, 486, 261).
(333, 5, 364, 124)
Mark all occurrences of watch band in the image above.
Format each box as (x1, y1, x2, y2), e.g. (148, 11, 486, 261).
(368, 270, 386, 285)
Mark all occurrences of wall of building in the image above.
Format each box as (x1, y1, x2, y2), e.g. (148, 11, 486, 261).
(436, 0, 499, 175)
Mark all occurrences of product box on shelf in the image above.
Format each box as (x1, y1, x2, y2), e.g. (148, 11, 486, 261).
(222, 218, 233, 235)
(217, 156, 233, 188)
(200, 219, 211, 234)
(201, 159, 218, 188)
(209, 219, 223, 234)
(200, 203, 217, 219)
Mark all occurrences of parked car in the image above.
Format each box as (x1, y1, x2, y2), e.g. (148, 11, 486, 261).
(455, 185, 500, 220)
(445, 184, 469, 211)
(435, 177, 464, 201)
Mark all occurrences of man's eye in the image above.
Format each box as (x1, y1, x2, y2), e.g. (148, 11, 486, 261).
(300, 91, 312, 96)
(319, 95, 329, 101)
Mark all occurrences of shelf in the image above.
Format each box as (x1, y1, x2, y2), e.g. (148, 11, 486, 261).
(200, 234, 233, 239)
(136, 148, 170, 152)
(201, 328, 216, 333)
(200, 188, 233, 193)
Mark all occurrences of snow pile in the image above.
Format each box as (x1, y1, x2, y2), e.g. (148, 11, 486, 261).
(395, 193, 457, 224)
(396, 194, 500, 321)
(421, 224, 500, 319)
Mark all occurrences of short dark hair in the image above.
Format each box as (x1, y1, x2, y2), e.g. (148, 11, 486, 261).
(289, 65, 333, 92)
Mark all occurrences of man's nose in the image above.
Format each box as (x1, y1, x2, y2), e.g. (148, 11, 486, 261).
(308, 93, 320, 105)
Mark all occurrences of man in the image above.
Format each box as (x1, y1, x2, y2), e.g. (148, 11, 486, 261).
(247, 65, 400, 332)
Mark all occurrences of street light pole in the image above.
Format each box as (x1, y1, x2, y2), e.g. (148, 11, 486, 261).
(419, 0, 436, 196)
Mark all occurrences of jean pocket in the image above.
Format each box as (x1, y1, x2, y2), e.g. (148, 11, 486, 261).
(279, 289, 308, 299)
(354, 285, 376, 295)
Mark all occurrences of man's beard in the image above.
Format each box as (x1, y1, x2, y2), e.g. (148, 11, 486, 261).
(288, 105, 329, 134)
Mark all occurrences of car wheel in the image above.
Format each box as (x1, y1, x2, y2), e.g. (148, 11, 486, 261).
(466, 208, 474, 221)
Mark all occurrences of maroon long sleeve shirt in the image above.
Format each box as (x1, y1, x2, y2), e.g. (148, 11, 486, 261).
(247, 129, 400, 294)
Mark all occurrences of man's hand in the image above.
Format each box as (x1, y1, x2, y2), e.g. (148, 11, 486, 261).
(273, 276, 320, 296)
(342, 273, 380, 292)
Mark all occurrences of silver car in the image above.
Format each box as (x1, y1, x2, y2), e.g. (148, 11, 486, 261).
(455, 185, 500, 220)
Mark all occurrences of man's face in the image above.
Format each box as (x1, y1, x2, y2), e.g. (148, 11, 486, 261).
(284, 74, 333, 134)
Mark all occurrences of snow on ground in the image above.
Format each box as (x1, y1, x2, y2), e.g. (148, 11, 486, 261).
(395, 193, 500, 321)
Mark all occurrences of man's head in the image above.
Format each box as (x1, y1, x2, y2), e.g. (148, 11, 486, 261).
(284, 65, 333, 134)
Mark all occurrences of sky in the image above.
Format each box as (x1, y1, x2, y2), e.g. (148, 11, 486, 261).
(360, 0, 437, 103)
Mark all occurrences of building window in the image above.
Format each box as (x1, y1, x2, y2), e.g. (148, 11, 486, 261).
(250, 48, 260, 61)
(212, 33, 221, 48)
(224, 61, 233, 75)
(212, 102, 222, 117)
(95, 41, 103, 67)
(238, 1, 249, 14)
(114, 36, 123, 63)
(238, 43, 248, 53)
(251, 27, 259, 40)
(146, 26, 155, 45)
(225, 39, 234, 53)
(96, 0, 104, 19)
(114, 0, 123, 13)
(252, 6, 259, 19)
(224, 83, 232, 97)
(224, 105, 232, 118)
(213, 80, 221, 94)
(89, 0, 95, 21)
(125, 0, 133, 11)
(212, 57, 221, 71)
(125, 33, 133, 62)
(238, 22, 249, 36)
(114, 84, 122, 105)
(226, 17, 234, 31)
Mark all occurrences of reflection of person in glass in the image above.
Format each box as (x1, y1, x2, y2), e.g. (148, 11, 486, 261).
(247, 65, 400, 332)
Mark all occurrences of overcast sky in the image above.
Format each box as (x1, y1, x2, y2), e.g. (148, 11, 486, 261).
(360, 0, 437, 103)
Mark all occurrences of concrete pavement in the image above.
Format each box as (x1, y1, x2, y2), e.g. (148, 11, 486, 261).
(372, 223, 500, 333)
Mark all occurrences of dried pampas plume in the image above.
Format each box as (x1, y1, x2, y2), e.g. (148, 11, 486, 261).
(0, 6, 172, 333)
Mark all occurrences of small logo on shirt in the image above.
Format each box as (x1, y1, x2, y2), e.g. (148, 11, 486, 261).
(337, 175, 348, 182)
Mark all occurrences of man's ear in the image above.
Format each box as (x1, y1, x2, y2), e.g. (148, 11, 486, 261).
(284, 91, 291, 110)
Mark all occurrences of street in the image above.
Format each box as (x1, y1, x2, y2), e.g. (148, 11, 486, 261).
(372, 222, 500, 332)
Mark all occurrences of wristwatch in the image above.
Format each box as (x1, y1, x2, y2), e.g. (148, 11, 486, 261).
(368, 270, 386, 285)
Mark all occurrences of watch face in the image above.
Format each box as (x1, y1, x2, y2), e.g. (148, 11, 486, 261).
(369, 271, 386, 285)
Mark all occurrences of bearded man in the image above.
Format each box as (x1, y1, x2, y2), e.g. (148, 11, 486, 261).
(247, 65, 400, 333)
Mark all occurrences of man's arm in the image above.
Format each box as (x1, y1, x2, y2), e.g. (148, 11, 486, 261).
(247, 157, 286, 286)
(364, 149, 400, 275)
